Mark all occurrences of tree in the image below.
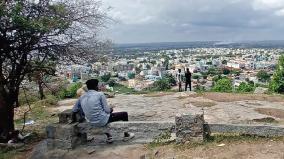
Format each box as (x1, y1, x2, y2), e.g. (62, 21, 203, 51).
(222, 68, 231, 75)
(269, 55, 284, 93)
(257, 70, 271, 82)
(212, 78, 233, 92)
(28, 61, 56, 100)
(162, 56, 170, 70)
(0, 0, 108, 142)
(127, 72, 135, 79)
(101, 73, 111, 82)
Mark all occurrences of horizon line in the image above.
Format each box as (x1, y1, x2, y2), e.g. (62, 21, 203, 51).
(114, 40, 284, 45)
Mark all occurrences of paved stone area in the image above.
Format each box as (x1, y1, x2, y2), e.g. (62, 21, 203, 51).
(53, 92, 284, 125)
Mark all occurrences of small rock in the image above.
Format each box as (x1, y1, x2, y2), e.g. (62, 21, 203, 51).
(143, 111, 156, 117)
(154, 150, 159, 156)
(140, 154, 148, 159)
(85, 146, 96, 154)
(217, 143, 225, 147)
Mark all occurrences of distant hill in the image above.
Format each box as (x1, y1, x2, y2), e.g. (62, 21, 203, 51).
(113, 40, 284, 54)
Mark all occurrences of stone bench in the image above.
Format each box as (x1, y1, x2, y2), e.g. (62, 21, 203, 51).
(43, 109, 284, 152)
(46, 110, 207, 150)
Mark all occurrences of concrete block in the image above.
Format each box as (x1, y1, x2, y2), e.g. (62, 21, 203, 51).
(58, 109, 73, 124)
(46, 123, 79, 140)
(175, 114, 205, 143)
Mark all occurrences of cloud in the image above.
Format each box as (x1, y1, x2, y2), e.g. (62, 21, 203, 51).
(102, 0, 284, 43)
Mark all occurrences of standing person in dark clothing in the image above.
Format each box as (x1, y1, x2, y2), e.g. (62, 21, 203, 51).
(176, 69, 182, 92)
(185, 68, 192, 91)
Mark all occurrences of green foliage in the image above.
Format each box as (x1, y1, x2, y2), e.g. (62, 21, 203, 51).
(257, 70, 271, 82)
(67, 82, 82, 98)
(207, 68, 220, 76)
(107, 79, 116, 87)
(35, 95, 58, 107)
(162, 55, 170, 70)
(231, 70, 241, 76)
(101, 73, 111, 82)
(127, 72, 136, 79)
(18, 91, 39, 106)
(152, 79, 171, 91)
(163, 73, 176, 85)
(212, 78, 233, 92)
(195, 85, 206, 92)
(237, 82, 255, 93)
(212, 75, 223, 83)
(112, 83, 137, 94)
(269, 55, 284, 93)
(222, 68, 231, 75)
(57, 82, 82, 99)
(192, 74, 201, 80)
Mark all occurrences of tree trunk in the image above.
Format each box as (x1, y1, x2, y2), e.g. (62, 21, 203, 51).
(0, 95, 15, 143)
(38, 80, 45, 100)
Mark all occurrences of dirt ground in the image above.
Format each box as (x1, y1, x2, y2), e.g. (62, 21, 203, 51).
(11, 92, 284, 159)
(46, 138, 284, 159)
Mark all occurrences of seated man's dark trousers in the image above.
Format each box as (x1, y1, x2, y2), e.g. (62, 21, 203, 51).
(107, 112, 128, 123)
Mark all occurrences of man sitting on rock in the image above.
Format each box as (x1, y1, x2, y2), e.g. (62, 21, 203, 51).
(72, 79, 134, 143)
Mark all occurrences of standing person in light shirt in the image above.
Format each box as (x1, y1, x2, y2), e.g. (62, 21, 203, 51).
(176, 69, 182, 92)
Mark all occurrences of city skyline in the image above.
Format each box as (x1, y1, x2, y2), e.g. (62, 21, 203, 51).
(102, 0, 284, 44)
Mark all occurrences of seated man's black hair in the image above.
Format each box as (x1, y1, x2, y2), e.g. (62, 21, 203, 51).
(86, 79, 99, 90)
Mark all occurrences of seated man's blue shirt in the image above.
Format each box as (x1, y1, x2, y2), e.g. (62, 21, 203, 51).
(73, 90, 111, 127)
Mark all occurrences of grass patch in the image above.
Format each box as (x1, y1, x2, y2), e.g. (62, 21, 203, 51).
(6, 98, 59, 159)
(112, 84, 139, 94)
(0, 149, 22, 159)
(174, 133, 284, 150)
(252, 117, 278, 123)
(147, 131, 172, 149)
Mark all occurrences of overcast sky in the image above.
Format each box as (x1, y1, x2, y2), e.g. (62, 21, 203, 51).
(102, 0, 284, 44)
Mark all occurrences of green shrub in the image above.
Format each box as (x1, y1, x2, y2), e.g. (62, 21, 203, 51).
(152, 79, 171, 91)
(192, 74, 201, 80)
(35, 95, 58, 107)
(237, 82, 255, 93)
(108, 79, 116, 87)
(195, 85, 205, 92)
(66, 82, 82, 98)
(56, 82, 82, 99)
(257, 70, 271, 82)
(127, 72, 136, 79)
(269, 55, 284, 93)
(163, 73, 176, 85)
(212, 78, 233, 92)
(101, 73, 111, 82)
(222, 68, 231, 75)
(18, 91, 39, 106)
